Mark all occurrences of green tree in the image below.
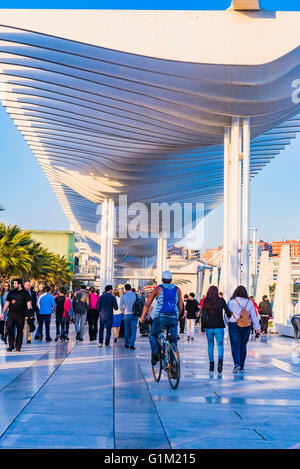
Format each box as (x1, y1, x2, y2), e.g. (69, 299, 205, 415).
(0, 223, 73, 287)
(0, 223, 33, 282)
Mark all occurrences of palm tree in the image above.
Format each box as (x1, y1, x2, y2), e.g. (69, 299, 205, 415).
(0, 223, 73, 287)
(0, 223, 34, 282)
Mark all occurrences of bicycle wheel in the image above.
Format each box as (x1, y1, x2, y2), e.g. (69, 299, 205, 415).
(167, 343, 180, 389)
(152, 355, 163, 382)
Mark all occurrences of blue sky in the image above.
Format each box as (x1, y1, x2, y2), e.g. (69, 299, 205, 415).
(0, 0, 300, 250)
(0, 1, 299, 9)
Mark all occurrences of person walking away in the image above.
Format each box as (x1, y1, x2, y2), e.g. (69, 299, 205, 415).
(23, 281, 38, 344)
(73, 285, 89, 341)
(34, 289, 43, 340)
(291, 314, 300, 342)
(147, 296, 157, 327)
(1, 278, 33, 352)
(54, 287, 67, 341)
(87, 287, 99, 341)
(120, 284, 139, 350)
(185, 293, 199, 341)
(0, 281, 10, 343)
(38, 286, 55, 342)
(258, 295, 272, 334)
(97, 285, 118, 348)
(201, 285, 231, 373)
(112, 290, 122, 343)
(180, 294, 188, 335)
(140, 271, 184, 366)
(61, 293, 72, 341)
(249, 296, 260, 337)
(227, 285, 260, 374)
(64, 291, 73, 339)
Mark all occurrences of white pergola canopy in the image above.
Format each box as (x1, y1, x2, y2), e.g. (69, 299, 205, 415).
(0, 9, 300, 267)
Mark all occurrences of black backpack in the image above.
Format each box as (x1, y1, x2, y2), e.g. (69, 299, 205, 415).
(132, 294, 144, 317)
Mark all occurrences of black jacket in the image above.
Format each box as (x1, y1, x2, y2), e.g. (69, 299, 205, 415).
(97, 292, 118, 320)
(185, 299, 199, 319)
(201, 298, 231, 331)
(259, 300, 272, 317)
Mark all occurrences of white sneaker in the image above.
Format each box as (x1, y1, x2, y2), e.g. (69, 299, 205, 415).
(233, 365, 241, 374)
(97, 343, 103, 348)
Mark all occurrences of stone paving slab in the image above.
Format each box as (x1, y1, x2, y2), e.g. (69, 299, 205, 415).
(0, 324, 298, 448)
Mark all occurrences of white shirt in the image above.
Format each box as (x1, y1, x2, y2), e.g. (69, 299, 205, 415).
(149, 298, 157, 320)
(227, 297, 260, 330)
(114, 296, 121, 315)
(120, 291, 136, 315)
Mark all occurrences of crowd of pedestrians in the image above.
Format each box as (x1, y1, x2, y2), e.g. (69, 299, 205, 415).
(0, 279, 147, 352)
(0, 275, 276, 375)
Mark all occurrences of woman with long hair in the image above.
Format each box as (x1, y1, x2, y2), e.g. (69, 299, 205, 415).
(87, 286, 99, 341)
(112, 290, 122, 343)
(201, 285, 231, 373)
(227, 285, 260, 374)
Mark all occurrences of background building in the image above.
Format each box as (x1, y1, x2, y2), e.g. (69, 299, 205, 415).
(31, 230, 75, 273)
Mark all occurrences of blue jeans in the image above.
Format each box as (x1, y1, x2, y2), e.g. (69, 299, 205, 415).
(124, 314, 139, 347)
(38, 314, 51, 339)
(74, 312, 87, 339)
(206, 328, 224, 362)
(99, 316, 113, 345)
(228, 322, 252, 369)
(149, 316, 178, 355)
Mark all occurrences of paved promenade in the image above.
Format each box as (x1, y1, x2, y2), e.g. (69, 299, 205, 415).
(0, 326, 299, 449)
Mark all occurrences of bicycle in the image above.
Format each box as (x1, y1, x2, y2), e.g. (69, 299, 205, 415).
(152, 329, 180, 389)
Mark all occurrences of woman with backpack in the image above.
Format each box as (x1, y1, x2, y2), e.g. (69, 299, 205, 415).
(201, 285, 231, 373)
(227, 286, 261, 374)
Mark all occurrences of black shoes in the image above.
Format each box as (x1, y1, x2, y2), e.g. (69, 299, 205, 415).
(130, 345, 135, 350)
(78, 338, 83, 342)
(209, 361, 214, 372)
(124, 345, 129, 348)
(15, 348, 21, 352)
(46, 337, 52, 342)
(151, 352, 160, 366)
(114, 338, 118, 343)
(55, 336, 60, 342)
(218, 359, 223, 373)
(6, 347, 14, 352)
(27, 340, 31, 344)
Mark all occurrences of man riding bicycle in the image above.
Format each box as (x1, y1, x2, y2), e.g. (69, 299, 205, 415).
(139, 270, 184, 366)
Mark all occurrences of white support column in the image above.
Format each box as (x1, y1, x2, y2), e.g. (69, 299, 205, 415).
(223, 127, 230, 301)
(100, 198, 115, 292)
(108, 198, 115, 287)
(229, 116, 241, 293)
(238, 126, 243, 285)
(252, 227, 258, 296)
(242, 117, 250, 292)
(156, 234, 162, 285)
(100, 199, 108, 293)
(162, 235, 168, 272)
(156, 232, 168, 284)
